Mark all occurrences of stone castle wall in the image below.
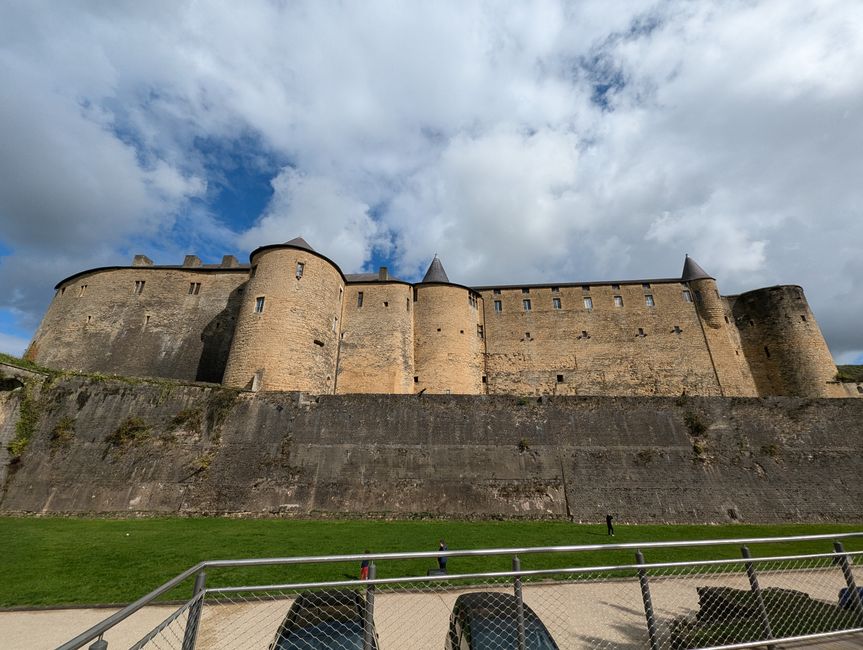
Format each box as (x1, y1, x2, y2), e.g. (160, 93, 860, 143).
(1, 374, 861, 521)
(28, 267, 246, 383)
(337, 282, 415, 394)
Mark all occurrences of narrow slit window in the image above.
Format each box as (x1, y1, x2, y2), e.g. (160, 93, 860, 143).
(522, 288, 530, 294)
(357, 291, 364, 308)
(645, 295, 655, 307)
(552, 297, 561, 309)
(296, 262, 305, 279)
(523, 299, 531, 311)
(406, 298, 410, 311)
(494, 300, 502, 313)
(682, 290, 692, 303)
(613, 295, 624, 307)
(583, 297, 593, 310)
(581, 330, 590, 339)
(189, 282, 201, 295)
(477, 324, 484, 339)
(800, 315, 807, 322)
(250, 265, 257, 278)
(764, 346, 771, 358)
(133, 280, 145, 295)
(551, 286, 560, 293)
(637, 327, 646, 337)
(60, 287, 66, 296)
(414, 376, 419, 383)
(383, 301, 388, 307)
(255, 296, 265, 313)
(482, 375, 487, 383)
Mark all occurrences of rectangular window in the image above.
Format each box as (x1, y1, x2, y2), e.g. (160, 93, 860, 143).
(581, 330, 590, 339)
(189, 282, 201, 295)
(583, 296, 593, 310)
(612, 283, 620, 290)
(682, 289, 692, 303)
(296, 262, 305, 279)
(133, 281, 145, 295)
(357, 291, 364, 308)
(522, 288, 530, 294)
(614, 295, 624, 307)
(477, 324, 484, 339)
(523, 299, 531, 311)
(556, 374, 564, 383)
(551, 286, 560, 293)
(255, 296, 265, 313)
(493, 289, 501, 295)
(60, 287, 66, 296)
(582, 285, 591, 292)
(494, 300, 502, 312)
(637, 327, 646, 337)
(552, 297, 561, 309)
(250, 265, 257, 278)
(645, 294, 655, 307)
(642, 283, 651, 289)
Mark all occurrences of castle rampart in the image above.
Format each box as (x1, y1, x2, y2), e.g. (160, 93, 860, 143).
(26, 237, 849, 399)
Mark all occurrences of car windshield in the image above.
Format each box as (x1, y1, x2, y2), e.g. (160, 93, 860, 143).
(275, 619, 366, 650)
(469, 616, 557, 649)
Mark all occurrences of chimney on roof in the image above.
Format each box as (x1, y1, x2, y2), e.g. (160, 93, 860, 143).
(132, 255, 153, 267)
(378, 266, 389, 281)
(220, 255, 239, 268)
(183, 255, 202, 268)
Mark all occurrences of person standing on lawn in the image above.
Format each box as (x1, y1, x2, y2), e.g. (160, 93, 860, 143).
(438, 539, 448, 573)
(606, 514, 615, 536)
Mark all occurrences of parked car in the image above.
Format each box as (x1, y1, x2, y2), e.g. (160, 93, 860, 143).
(270, 589, 379, 649)
(445, 592, 560, 649)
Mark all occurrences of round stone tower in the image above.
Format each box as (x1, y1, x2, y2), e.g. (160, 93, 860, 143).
(733, 285, 838, 397)
(413, 257, 485, 394)
(223, 237, 345, 393)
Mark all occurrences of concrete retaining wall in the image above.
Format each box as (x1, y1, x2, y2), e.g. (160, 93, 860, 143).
(1, 374, 861, 522)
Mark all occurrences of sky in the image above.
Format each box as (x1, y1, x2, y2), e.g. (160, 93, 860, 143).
(0, 0, 861, 363)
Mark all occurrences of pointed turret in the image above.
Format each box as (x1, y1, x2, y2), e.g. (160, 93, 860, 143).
(284, 236, 315, 252)
(681, 255, 713, 282)
(421, 256, 450, 283)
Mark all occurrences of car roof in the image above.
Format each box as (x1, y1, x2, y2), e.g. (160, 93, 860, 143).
(454, 592, 543, 622)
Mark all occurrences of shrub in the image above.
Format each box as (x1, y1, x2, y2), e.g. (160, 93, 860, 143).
(684, 412, 707, 437)
(106, 417, 151, 447)
(50, 416, 76, 448)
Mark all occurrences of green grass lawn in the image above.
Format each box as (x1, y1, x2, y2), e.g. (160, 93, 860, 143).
(1, 517, 860, 608)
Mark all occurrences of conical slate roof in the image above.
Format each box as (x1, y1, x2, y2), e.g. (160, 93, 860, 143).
(284, 237, 315, 252)
(681, 255, 713, 281)
(422, 256, 450, 283)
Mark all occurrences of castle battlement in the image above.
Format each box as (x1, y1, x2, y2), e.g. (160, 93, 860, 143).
(27, 237, 845, 398)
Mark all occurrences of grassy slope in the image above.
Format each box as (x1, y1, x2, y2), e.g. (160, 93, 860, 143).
(837, 365, 863, 382)
(1, 518, 860, 608)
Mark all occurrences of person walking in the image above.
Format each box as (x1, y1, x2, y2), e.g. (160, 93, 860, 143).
(438, 539, 448, 573)
(606, 514, 614, 536)
(359, 550, 370, 580)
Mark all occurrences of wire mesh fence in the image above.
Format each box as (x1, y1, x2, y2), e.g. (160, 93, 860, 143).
(60, 535, 863, 650)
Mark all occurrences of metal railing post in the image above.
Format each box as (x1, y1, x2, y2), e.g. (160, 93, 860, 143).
(512, 555, 526, 650)
(636, 551, 660, 650)
(364, 562, 376, 650)
(89, 639, 108, 650)
(741, 545, 774, 647)
(181, 570, 206, 650)
(834, 541, 863, 625)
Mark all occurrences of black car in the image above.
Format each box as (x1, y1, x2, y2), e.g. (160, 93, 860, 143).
(445, 592, 560, 649)
(270, 589, 379, 650)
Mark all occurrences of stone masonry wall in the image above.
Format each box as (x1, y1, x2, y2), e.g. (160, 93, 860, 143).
(336, 283, 415, 394)
(29, 268, 246, 383)
(481, 282, 725, 396)
(1, 374, 861, 522)
(223, 248, 343, 392)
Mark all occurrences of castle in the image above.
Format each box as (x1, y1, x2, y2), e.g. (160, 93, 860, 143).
(26, 237, 850, 398)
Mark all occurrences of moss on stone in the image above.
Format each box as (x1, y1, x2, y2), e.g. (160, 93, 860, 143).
(105, 417, 151, 446)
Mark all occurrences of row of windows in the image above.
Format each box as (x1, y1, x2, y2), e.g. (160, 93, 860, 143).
(492, 282, 656, 295)
(517, 326, 686, 340)
(61, 280, 211, 299)
(356, 292, 411, 311)
(494, 293, 665, 312)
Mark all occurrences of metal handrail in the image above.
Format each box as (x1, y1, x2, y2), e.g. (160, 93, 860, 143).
(203, 549, 863, 595)
(56, 531, 863, 649)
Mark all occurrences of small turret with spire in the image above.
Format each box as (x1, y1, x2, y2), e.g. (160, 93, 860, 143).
(421, 255, 450, 283)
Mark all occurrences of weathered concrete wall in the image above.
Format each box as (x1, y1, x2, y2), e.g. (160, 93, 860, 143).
(2, 375, 861, 522)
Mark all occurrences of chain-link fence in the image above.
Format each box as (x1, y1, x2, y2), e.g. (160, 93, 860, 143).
(61, 534, 863, 650)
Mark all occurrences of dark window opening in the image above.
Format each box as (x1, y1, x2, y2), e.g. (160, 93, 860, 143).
(645, 295, 655, 307)
(522, 288, 530, 294)
(682, 290, 692, 303)
(764, 346, 771, 358)
(60, 287, 65, 296)
(551, 286, 560, 293)
(493, 289, 501, 295)
(580, 330, 590, 339)
(672, 325, 683, 335)
(459, 329, 464, 334)
(357, 292, 364, 308)
(144, 315, 150, 327)
(250, 265, 257, 278)
(582, 285, 590, 291)
(189, 282, 201, 295)
(525, 332, 531, 339)
(801, 315, 807, 322)
(749, 319, 755, 326)
(313, 339, 324, 347)
(523, 299, 531, 311)
(406, 298, 410, 311)
(612, 283, 620, 290)
(857, 385, 863, 394)
(694, 290, 703, 304)
(642, 283, 651, 289)
(413, 288, 418, 302)
(296, 262, 305, 279)
(477, 325, 484, 339)
(724, 315, 729, 323)
(552, 297, 561, 309)
(383, 301, 388, 307)
(637, 328, 646, 337)
(556, 374, 564, 383)
(86, 315, 91, 324)
(494, 300, 502, 312)
(255, 297, 265, 313)
(437, 328, 441, 332)
(482, 375, 487, 383)
(134, 280, 145, 295)
(414, 376, 419, 383)
(79, 284, 87, 297)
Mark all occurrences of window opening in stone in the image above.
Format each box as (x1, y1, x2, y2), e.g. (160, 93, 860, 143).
(694, 290, 703, 304)
(580, 330, 590, 339)
(637, 327, 646, 337)
(437, 328, 441, 332)
(414, 376, 419, 383)
(459, 329, 464, 334)
(357, 291, 364, 308)
(672, 325, 683, 334)
(525, 332, 531, 339)
(493, 288, 501, 295)
(551, 286, 560, 293)
(523, 299, 531, 311)
(339, 286, 343, 300)
(749, 319, 755, 326)
(764, 345, 771, 358)
(614, 295, 623, 307)
(612, 283, 620, 290)
(494, 300, 502, 312)
(255, 296, 265, 313)
(332, 317, 338, 332)
(189, 282, 201, 295)
(144, 315, 150, 327)
(857, 385, 863, 394)
(552, 297, 561, 309)
(482, 375, 487, 383)
(642, 283, 650, 289)
(296, 262, 305, 279)
(801, 315, 807, 322)
(313, 339, 324, 347)
(79, 284, 88, 297)
(477, 324, 484, 339)
(133, 280, 145, 295)
(557, 374, 564, 383)
(724, 315, 729, 323)
(60, 287, 66, 296)
(682, 290, 692, 303)
(250, 265, 257, 278)
(582, 285, 590, 292)
(522, 288, 530, 294)
(383, 301, 388, 307)
(406, 298, 410, 311)
(645, 295, 655, 307)
(413, 287, 418, 302)
(87, 315, 91, 323)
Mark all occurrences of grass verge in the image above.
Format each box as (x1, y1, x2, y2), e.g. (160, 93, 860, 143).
(0, 518, 860, 608)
